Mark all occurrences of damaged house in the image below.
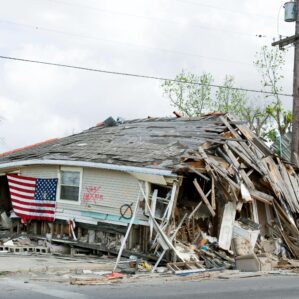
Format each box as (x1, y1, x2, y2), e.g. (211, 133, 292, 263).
(0, 113, 299, 272)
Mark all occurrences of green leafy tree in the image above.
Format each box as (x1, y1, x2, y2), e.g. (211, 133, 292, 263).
(254, 45, 292, 140)
(213, 75, 247, 119)
(162, 71, 249, 118)
(162, 70, 213, 116)
(241, 100, 270, 137)
(161, 46, 291, 142)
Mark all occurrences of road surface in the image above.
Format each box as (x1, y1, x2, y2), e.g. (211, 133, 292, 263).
(0, 275, 299, 299)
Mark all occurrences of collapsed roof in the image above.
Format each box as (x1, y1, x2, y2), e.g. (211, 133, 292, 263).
(0, 113, 262, 170)
(1, 113, 299, 260)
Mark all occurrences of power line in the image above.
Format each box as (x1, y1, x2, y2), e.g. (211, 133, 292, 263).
(46, 0, 275, 21)
(0, 19, 255, 66)
(0, 54, 293, 97)
(174, 0, 276, 19)
(276, 3, 289, 38)
(33, 0, 270, 38)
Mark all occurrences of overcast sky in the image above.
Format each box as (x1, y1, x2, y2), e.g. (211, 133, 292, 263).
(0, 0, 296, 151)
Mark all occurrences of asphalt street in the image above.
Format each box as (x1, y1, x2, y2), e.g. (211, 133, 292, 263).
(0, 275, 299, 299)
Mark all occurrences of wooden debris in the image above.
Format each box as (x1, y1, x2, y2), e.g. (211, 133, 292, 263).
(140, 114, 299, 268)
(218, 202, 236, 250)
(167, 261, 205, 275)
(188, 202, 203, 220)
(211, 176, 216, 210)
(193, 179, 216, 217)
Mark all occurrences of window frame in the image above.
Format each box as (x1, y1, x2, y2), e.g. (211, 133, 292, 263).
(144, 183, 172, 220)
(57, 166, 83, 205)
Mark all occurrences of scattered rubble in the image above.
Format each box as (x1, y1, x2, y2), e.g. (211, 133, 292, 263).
(1, 114, 299, 283)
(113, 114, 299, 276)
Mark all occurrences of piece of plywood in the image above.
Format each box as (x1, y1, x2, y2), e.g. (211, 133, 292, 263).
(218, 201, 236, 250)
(149, 189, 158, 240)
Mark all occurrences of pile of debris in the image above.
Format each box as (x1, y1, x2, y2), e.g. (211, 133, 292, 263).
(116, 114, 299, 274)
(1, 113, 299, 277)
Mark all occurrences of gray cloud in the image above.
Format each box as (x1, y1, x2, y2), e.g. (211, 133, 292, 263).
(0, 0, 295, 151)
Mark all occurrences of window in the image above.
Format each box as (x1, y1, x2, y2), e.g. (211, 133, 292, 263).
(144, 183, 172, 220)
(59, 168, 81, 202)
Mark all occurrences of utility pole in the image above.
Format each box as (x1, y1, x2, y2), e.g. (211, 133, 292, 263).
(291, 0, 299, 164)
(272, 1, 299, 164)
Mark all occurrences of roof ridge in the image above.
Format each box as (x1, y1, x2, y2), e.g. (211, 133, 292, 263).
(0, 138, 59, 157)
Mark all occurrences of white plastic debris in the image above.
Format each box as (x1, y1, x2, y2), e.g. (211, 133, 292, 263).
(3, 240, 14, 246)
(82, 270, 93, 274)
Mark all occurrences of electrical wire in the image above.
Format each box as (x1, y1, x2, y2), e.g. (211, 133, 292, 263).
(31, 0, 270, 38)
(277, 3, 286, 38)
(174, 0, 276, 19)
(0, 54, 293, 97)
(0, 19, 254, 66)
(45, 0, 275, 20)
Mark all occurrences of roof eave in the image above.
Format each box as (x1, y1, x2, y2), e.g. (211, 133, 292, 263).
(0, 159, 177, 177)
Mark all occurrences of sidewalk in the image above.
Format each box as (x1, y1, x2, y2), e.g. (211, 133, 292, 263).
(0, 254, 115, 273)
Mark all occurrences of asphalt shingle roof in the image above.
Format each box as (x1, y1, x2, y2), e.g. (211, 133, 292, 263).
(0, 114, 235, 170)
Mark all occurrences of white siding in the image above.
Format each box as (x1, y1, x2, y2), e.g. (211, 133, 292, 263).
(20, 165, 59, 178)
(57, 168, 143, 215)
(82, 168, 140, 214)
(19, 165, 148, 223)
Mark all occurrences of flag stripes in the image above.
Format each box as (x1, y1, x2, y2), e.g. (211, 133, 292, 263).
(7, 174, 58, 222)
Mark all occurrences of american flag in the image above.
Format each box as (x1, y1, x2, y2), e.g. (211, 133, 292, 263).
(7, 174, 58, 222)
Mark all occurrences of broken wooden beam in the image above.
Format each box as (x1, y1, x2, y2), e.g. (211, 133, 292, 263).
(211, 176, 216, 210)
(249, 190, 273, 205)
(193, 179, 216, 217)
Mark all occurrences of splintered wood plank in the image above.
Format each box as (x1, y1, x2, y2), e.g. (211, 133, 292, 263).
(262, 156, 282, 198)
(205, 189, 212, 198)
(240, 169, 255, 190)
(236, 201, 243, 212)
(191, 168, 211, 181)
(188, 202, 203, 220)
(276, 158, 298, 212)
(227, 142, 262, 175)
(220, 115, 267, 169)
(170, 178, 182, 224)
(193, 179, 216, 217)
(211, 176, 216, 210)
(198, 146, 217, 179)
(186, 160, 206, 170)
(277, 159, 298, 202)
(274, 201, 299, 236)
(219, 115, 239, 138)
(222, 144, 240, 169)
(279, 228, 299, 258)
(218, 201, 236, 250)
(231, 185, 240, 203)
(252, 198, 259, 223)
(263, 156, 296, 212)
(209, 162, 240, 190)
(283, 164, 299, 212)
(149, 189, 158, 240)
(287, 165, 299, 207)
(208, 155, 230, 169)
(226, 114, 272, 156)
(249, 190, 273, 205)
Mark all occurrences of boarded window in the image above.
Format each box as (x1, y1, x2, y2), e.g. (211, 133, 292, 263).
(60, 170, 80, 201)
